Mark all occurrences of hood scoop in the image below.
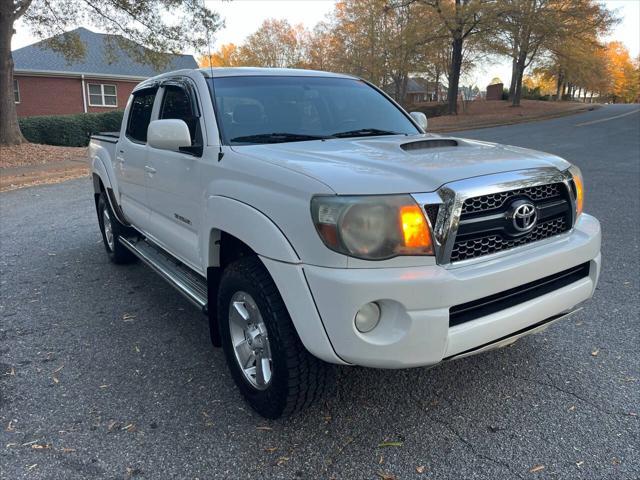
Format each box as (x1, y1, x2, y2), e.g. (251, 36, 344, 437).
(401, 139, 459, 152)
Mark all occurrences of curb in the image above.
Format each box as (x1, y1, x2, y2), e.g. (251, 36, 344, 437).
(429, 105, 601, 133)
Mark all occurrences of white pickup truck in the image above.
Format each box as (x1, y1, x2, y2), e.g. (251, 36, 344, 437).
(90, 67, 601, 418)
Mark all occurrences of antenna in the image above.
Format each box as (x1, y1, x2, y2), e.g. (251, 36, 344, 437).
(202, 0, 214, 79)
(202, 0, 223, 160)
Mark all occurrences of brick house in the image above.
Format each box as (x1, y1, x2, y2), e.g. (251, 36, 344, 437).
(386, 77, 444, 105)
(11, 28, 198, 117)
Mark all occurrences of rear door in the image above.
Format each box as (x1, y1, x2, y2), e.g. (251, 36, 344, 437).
(144, 80, 205, 271)
(115, 87, 158, 231)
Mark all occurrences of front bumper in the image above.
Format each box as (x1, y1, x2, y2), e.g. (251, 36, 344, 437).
(300, 214, 601, 368)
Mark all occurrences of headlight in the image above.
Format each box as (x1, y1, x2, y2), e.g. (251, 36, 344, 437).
(311, 195, 434, 260)
(568, 165, 584, 218)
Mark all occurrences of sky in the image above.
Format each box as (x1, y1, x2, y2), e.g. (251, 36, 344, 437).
(11, 0, 640, 89)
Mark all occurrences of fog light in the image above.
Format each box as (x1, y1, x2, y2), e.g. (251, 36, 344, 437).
(354, 302, 381, 333)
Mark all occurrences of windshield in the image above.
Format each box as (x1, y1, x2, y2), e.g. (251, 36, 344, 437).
(207, 76, 419, 145)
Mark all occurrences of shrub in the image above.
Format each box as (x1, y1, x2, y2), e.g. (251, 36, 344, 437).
(406, 102, 450, 118)
(19, 111, 124, 147)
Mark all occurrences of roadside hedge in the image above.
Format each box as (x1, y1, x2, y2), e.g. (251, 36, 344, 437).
(406, 102, 450, 117)
(19, 111, 124, 147)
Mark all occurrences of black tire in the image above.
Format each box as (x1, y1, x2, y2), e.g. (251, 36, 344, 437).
(218, 256, 332, 419)
(97, 193, 137, 264)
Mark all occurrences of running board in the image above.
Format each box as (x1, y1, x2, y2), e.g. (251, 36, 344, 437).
(119, 237, 207, 311)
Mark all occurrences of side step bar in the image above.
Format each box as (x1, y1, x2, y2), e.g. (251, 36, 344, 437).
(119, 237, 207, 311)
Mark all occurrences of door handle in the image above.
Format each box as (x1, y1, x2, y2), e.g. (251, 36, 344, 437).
(144, 165, 157, 174)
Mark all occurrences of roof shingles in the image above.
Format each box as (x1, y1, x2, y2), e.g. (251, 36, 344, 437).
(12, 27, 197, 78)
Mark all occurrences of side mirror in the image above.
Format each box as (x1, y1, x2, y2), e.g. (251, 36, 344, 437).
(410, 111, 428, 132)
(147, 119, 192, 151)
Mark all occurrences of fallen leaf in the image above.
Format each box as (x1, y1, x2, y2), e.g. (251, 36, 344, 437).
(416, 465, 426, 474)
(379, 455, 384, 464)
(134, 345, 140, 353)
(264, 447, 278, 453)
(378, 441, 403, 448)
(4, 367, 15, 376)
(107, 420, 122, 432)
(568, 405, 576, 411)
(376, 470, 397, 480)
(61, 448, 76, 453)
(591, 349, 599, 357)
(31, 443, 50, 450)
(529, 465, 545, 473)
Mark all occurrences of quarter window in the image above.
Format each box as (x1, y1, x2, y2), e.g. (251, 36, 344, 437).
(88, 83, 117, 107)
(126, 89, 156, 143)
(13, 79, 20, 103)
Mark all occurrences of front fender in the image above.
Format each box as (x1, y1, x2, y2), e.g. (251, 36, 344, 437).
(202, 196, 343, 364)
(202, 195, 300, 269)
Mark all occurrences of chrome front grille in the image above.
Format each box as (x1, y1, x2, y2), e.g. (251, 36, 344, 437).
(450, 217, 568, 262)
(461, 183, 563, 215)
(412, 168, 578, 266)
(451, 182, 572, 262)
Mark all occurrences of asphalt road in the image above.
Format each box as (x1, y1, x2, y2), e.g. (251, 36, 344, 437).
(1, 104, 638, 480)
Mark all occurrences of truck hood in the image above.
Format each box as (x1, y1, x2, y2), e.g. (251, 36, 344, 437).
(233, 134, 571, 194)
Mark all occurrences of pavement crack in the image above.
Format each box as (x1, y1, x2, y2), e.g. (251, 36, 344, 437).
(409, 390, 526, 479)
(511, 374, 636, 419)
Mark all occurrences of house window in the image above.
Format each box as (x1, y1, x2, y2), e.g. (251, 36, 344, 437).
(87, 83, 117, 107)
(13, 79, 20, 103)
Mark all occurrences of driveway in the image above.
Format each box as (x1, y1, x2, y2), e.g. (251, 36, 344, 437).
(1, 105, 638, 480)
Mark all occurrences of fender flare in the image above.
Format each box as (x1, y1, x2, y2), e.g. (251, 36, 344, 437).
(91, 156, 129, 226)
(203, 195, 300, 268)
(203, 196, 343, 364)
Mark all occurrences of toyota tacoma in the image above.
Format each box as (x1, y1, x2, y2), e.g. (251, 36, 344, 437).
(90, 68, 601, 418)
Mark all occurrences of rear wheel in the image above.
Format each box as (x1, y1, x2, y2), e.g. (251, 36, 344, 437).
(218, 256, 332, 418)
(97, 193, 136, 264)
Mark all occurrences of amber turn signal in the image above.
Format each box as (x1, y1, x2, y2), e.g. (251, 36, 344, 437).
(399, 205, 433, 252)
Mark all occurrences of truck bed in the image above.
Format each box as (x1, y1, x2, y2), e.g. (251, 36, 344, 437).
(91, 132, 120, 143)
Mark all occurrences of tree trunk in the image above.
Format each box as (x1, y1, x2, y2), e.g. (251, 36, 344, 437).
(555, 72, 563, 101)
(447, 36, 463, 115)
(0, 9, 24, 145)
(508, 57, 517, 100)
(511, 53, 527, 107)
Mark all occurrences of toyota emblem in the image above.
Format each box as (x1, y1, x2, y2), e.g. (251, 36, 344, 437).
(511, 200, 537, 232)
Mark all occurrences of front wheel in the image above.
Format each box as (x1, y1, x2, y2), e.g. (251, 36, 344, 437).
(218, 256, 332, 418)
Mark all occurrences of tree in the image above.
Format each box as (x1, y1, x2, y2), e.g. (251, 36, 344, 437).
(410, 0, 496, 114)
(0, 0, 222, 145)
(237, 19, 308, 68)
(490, 0, 614, 107)
(200, 43, 241, 68)
(604, 41, 639, 103)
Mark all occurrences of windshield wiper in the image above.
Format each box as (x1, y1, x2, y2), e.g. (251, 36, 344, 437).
(231, 132, 333, 144)
(331, 128, 402, 138)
